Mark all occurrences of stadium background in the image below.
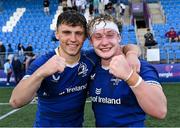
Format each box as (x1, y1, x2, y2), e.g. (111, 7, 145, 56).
(0, 0, 180, 127)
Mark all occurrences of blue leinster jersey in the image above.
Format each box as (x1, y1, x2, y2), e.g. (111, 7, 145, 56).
(89, 60, 161, 127)
(25, 49, 97, 127)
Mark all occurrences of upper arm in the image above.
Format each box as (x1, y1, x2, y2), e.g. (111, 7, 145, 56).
(140, 61, 161, 87)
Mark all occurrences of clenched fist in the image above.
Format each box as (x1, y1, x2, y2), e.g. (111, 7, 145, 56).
(37, 55, 66, 78)
(109, 55, 132, 80)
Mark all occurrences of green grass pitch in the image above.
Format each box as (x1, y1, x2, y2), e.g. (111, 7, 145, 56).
(0, 83, 180, 127)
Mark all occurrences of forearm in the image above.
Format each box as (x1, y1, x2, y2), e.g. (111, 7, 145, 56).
(132, 82, 167, 119)
(126, 72, 167, 119)
(122, 44, 141, 72)
(122, 44, 141, 57)
(9, 69, 45, 108)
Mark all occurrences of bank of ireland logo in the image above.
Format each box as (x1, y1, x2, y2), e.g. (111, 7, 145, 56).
(78, 62, 88, 77)
(95, 88, 101, 95)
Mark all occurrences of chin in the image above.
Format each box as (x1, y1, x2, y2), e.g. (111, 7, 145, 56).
(67, 48, 80, 55)
(102, 56, 112, 60)
(68, 52, 79, 56)
(98, 53, 113, 59)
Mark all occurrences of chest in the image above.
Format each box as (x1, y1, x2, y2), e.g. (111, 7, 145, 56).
(89, 70, 132, 99)
(38, 61, 93, 97)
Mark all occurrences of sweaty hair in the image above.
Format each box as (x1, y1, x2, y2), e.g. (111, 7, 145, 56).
(56, 10, 87, 36)
(87, 14, 122, 36)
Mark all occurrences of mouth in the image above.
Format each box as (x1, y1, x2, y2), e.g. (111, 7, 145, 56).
(68, 44, 78, 49)
(100, 47, 111, 52)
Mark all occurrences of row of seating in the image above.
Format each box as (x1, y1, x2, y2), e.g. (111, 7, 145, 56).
(0, 0, 179, 64)
(152, 0, 180, 49)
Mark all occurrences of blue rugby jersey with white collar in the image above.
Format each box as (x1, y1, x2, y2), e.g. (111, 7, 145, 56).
(89, 60, 161, 127)
(25, 49, 98, 127)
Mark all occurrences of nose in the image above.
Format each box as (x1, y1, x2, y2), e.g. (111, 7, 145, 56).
(101, 36, 109, 45)
(70, 33, 76, 42)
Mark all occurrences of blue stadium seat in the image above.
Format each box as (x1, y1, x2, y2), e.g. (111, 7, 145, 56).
(160, 51, 167, 63)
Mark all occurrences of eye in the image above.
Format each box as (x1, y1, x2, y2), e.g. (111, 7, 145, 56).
(106, 34, 114, 38)
(76, 31, 84, 36)
(93, 34, 102, 40)
(62, 31, 71, 35)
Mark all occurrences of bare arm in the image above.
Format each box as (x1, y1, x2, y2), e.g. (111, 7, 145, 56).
(122, 44, 141, 72)
(122, 44, 167, 118)
(126, 71, 167, 119)
(109, 55, 167, 119)
(9, 55, 66, 108)
(9, 68, 45, 108)
(122, 44, 141, 57)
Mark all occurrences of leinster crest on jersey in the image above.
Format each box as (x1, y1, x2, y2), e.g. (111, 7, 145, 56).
(78, 62, 88, 77)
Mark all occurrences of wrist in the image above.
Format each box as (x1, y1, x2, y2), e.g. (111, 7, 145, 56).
(126, 71, 142, 88)
(34, 68, 46, 80)
(130, 76, 142, 89)
(124, 70, 133, 81)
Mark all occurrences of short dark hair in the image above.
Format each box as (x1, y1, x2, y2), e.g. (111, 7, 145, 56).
(56, 10, 87, 36)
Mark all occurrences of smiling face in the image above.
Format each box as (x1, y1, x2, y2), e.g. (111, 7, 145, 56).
(56, 24, 86, 58)
(55, 11, 87, 61)
(90, 28, 121, 60)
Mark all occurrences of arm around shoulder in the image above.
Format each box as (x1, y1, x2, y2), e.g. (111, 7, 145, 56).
(122, 44, 141, 57)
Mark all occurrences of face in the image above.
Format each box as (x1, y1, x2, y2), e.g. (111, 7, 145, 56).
(56, 24, 86, 57)
(90, 29, 121, 60)
(170, 28, 174, 32)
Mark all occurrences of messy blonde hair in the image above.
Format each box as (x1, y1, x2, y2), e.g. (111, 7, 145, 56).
(87, 14, 122, 37)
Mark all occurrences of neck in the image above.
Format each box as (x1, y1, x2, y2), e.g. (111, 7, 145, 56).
(101, 59, 111, 68)
(58, 47, 80, 65)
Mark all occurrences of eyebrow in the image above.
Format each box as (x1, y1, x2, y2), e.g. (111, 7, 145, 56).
(94, 30, 116, 34)
(61, 30, 84, 35)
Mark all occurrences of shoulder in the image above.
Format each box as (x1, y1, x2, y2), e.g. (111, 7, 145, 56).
(26, 50, 55, 75)
(140, 60, 156, 71)
(81, 49, 100, 66)
(32, 51, 55, 66)
(139, 59, 160, 82)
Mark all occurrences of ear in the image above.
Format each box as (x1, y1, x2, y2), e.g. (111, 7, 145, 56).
(118, 34, 121, 43)
(55, 31, 60, 40)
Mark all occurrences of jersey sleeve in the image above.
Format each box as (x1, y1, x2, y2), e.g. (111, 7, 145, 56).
(140, 60, 161, 86)
(24, 52, 54, 79)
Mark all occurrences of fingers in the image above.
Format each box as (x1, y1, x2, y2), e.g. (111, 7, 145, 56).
(54, 55, 66, 73)
(36, 55, 67, 78)
(109, 55, 132, 79)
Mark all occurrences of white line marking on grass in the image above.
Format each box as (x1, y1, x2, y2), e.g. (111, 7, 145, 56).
(0, 108, 20, 121)
(86, 100, 91, 103)
(0, 102, 37, 106)
(0, 100, 91, 120)
(0, 103, 9, 105)
(0, 100, 91, 106)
